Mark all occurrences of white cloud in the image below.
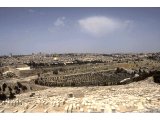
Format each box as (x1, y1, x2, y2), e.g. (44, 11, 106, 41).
(78, 16, 132, 37)
(48, 17, 68, 33)
(54, 17, 66, 27)
(28, 9, 35, 13)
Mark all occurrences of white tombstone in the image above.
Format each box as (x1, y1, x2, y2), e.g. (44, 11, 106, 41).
(13, 110, 18, 113)
(19, 101, 22, 105)
(88, 103, 91, 106)
(93, 106, 97, 111)
(25, 104, 29, 109)
(0, 109, 5, 113)
(53, 103, 55, 107)
(72, 103, 76, 110)
(56, 103, 60, 107)
(16, 100, 19, 106)
(45, 102, 48, 105)
(2, 101, 5, 105)
(105, 105, 112, 113)
(81, 102, 85, 106)
(137, 102, 144, 110)
(87, 109, 92, 113)
(84, 102, 88, 106)
(42, 101, 45, 105)
(59, 101, 63, 106)
(90, 106, 94, 111)
(6, 101, 10, 106)
(68, 104, 73, 113)
(44, 109, 48, 113)
(64, 106, 69, 113)
(9, 101, 12, 106)
(87, 106, 90, 109)
(22, 110, 26, 113)
(76, 104, 80, 110)
(13, 101, 16, 106)
(79, 108, 84, 113)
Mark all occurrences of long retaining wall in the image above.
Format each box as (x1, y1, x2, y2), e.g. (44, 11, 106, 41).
(35, 70, 134, 87)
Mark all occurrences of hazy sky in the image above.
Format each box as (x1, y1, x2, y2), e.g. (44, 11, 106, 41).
(0, 8, 160, 55)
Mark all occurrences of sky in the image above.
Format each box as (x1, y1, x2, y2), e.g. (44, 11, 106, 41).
(0, 8, 160, 55)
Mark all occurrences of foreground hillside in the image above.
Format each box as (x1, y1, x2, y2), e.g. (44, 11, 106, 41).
(0, 76, 160, 113)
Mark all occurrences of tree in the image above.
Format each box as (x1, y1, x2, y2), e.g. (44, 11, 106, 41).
(9, 92, 16, 99)
(2, 83, 7, 92)
(115, 67, 123, 73)
(14, 86, 20, 94)
(35, 79, 38, 84)
(22, 85, 27, 91)
(17, 82, 23, 88)
(0, 71, 2, 76)
(0, 93, 7, 100)
(71, 82, 75, 87)
(53, 69, 58, 75)
(153, 73, 160, 83)
(37, 73, 40, 77)
(8, 86, 12, 92)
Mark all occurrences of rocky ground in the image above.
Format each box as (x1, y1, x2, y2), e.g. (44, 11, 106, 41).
(0, 77, 160, 113)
